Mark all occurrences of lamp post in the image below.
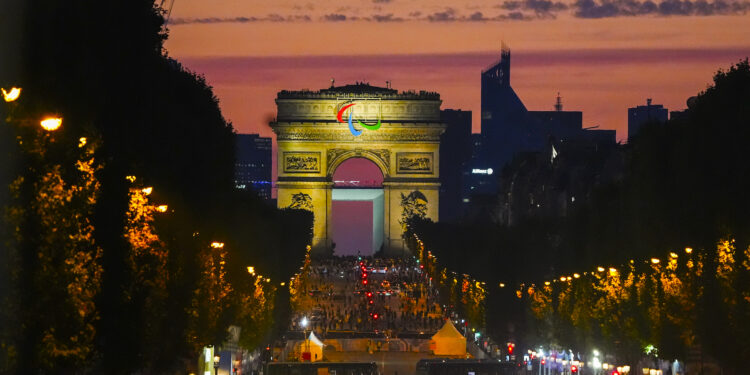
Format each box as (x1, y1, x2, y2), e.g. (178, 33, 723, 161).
(300, 316, 309, 361)
(214, 354, 221, 375)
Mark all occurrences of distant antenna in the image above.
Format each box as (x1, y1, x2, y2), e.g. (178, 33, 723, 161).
(555, 92, 563, 112)
(386, 80, 391, 89)
(330, 77, 335, 88)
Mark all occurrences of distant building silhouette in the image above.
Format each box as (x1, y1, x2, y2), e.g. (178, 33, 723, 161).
(480, 46, 529, 170)
(477, 46, 617, 204)
(439, 109, 472, 222)
(462, 134, 498, 210)
(628, 98, 668, 141)
(668, 96, 697, 123)
(235, 133, 272, 199)
(496, 137, 623, 226)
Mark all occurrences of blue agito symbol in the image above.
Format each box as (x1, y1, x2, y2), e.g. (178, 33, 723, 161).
(336, 102, 381, 136)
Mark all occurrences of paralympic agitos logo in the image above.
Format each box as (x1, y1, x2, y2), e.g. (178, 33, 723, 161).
(336, 101, 381, 136)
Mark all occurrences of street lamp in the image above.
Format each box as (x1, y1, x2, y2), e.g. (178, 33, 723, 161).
(300, 316, 310, 361)
(592, 356, 602, 375)
(40, 117, 62, 131)
(2, 87, 21, 102)
(213, 354, 220, 375)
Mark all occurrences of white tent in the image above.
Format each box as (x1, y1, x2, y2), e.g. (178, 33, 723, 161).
(430, 320, 467, 356)
(300, 331, 324, 362)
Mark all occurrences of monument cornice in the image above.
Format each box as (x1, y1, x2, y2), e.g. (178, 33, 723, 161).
(271, 122, 445, 142)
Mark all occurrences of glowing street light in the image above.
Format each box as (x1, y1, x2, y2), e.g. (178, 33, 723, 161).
(78, 137, 87, 148)
(669, 252, 678, 259)
(685, 247, 693, 254)
(2, 87, 21, 102)
(156, 204, 168, 213)
(247, 266, 255, 275)
(213, 354, 220, 375)
(40, 117, 62, 131)
(573, 273, 580, 278)
(300, 316, 309, 328)
(210, 242, 224, 249)
(142, 187, 153, 195)
(597, 266, 605, 272)
(499, 283, 506, 288)
(651, 258, 660, 264)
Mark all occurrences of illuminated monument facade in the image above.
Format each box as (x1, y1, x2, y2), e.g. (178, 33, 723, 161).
(271, 83, 445, 254)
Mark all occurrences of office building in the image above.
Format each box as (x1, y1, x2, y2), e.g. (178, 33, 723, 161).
(235, 133, 272, 200)
(439, 109, 472, 222)
(628, 98, 668, 141)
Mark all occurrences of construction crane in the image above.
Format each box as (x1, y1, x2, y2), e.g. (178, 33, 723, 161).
(159, 0, 176, 25)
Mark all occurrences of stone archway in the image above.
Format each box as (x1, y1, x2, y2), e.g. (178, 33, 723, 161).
(271, 83, 445, 254)
(330, 158, 384, 255)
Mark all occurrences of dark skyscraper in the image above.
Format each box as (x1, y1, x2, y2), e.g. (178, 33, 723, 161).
(628, 98, 668, 141)
(480, 45, 530, 170)
(475, 46, 618, 212)
(235, 133, 272, 200)
(480, 47, 615, 172)
(439, 109, 472, 222)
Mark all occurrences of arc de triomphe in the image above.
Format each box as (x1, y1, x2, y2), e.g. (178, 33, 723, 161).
(271, 83, 445, 254)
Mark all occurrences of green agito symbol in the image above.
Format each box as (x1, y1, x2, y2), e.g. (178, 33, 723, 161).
(336, 102, 381, 136)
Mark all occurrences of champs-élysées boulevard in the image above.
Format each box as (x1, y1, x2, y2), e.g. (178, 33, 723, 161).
(1, 0, 749, 374)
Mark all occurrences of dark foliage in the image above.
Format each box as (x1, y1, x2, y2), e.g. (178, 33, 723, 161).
(412, 60, 750, 369)
(0, 0, 313, 374)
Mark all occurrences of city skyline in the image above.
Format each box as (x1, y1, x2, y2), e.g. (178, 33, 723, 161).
(165, 0, 750, 141)
(4, 1, 750, 373)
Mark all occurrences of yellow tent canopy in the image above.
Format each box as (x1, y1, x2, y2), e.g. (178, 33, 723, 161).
(430, 320, 467, 356)
(300, 331, 324, 362)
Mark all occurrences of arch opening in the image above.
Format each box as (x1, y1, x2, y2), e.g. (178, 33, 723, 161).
(331, 158, 384, 256)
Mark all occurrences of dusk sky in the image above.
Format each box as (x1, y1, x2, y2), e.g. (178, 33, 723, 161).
(164, 0, 749, 252)
(165, 0, 750, 141)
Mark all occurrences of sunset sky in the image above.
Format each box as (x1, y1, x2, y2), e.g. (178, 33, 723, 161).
(165, 0, 750, 141)
(163, 0, 749, 253)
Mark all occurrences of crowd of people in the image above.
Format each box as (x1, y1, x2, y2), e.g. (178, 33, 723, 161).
(291, 256, 447, 336)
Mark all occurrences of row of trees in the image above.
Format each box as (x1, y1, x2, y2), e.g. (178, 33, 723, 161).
(0, 0, 313, 373)
(522, 240, 748, 368)
(406, 234, 487, 333)
(407, 60, 750, 372)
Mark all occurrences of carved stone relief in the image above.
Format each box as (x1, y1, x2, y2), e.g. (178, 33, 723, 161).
(283, 152, 321, 173)
(396, 152, 433, 174)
